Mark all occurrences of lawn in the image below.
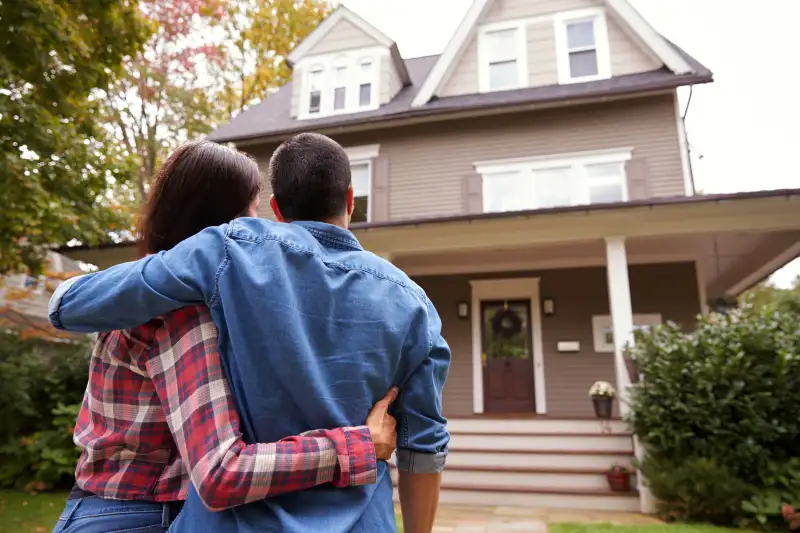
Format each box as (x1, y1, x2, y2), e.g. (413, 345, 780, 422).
(0, 490, 66, 533)
(550, 525, 757, 533)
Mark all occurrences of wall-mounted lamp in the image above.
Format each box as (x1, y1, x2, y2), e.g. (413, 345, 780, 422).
(542, 298, 555, 316)
(457, 301, 469, 319)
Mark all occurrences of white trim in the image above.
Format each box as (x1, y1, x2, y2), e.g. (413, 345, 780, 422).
(553, 8, 612, 85)
(349, 159, 373, 223)
(725, 240, 800, 296)
(474, 148, 632, 174)
(411, 0, 494, 107)
(592, 313, 662, 353)
(477, 21, 528, 93)
(695, 258, 709, 314)
(343, 144, 381, 161)
(604, 235, 633, 417)
(674, 91, 694, 196)
(605, 0, 694, 75)
(469, 278, 546, 415)
(479, 15, 551, 33)
(287, 5, 394, 66)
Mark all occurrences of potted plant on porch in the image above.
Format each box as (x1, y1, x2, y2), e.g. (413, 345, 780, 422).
(588, 380, 616, 419)
(605, 464, 632, 492)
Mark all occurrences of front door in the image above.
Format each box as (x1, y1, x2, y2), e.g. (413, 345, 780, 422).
(481, 300, 535, 413)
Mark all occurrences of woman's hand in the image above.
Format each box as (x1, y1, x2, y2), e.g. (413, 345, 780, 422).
(366, 387, 399, 461)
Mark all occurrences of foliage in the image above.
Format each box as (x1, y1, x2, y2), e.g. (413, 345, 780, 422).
(211, 0, 331, 121)
(549, 525, 760, 533)
(628, 299, 800, 529)
(0, 489, 70, 533)
(0, 332, 90, 489)
(0, 0, 148, 274)
(742, 277, 800, 315)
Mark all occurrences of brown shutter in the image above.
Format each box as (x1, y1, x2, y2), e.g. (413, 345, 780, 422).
(625, 159, 650, 201)
(463, 173, 483, 214)
(371, 154, 390, 222)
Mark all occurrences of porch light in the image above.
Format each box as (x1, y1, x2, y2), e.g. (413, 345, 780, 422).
(542, 298, 555, 316)
(457, 301, 469, 319)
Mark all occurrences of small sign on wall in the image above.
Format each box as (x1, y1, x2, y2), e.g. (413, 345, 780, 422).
(557, 341, 580, 352)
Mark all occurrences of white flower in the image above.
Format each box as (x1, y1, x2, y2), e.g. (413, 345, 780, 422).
(589, 380, 616, 398)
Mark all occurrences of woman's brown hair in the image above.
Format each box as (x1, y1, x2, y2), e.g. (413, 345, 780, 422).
(138, 141, 261, 256)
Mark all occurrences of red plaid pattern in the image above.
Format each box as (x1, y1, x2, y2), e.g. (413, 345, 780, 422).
(74, 305, 377, 510)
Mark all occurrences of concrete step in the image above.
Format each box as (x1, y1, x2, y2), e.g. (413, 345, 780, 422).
(446, 449, 634, 470)
(449, 432, 634, 453)
(447, 418, 628, 435)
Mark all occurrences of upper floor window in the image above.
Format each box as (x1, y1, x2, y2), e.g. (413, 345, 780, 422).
(554, 9, 611, 84)
(299, 52, 380, 119)
(476, 150, 631, 214)
(308, 67, 324, 114)
(478, 24, 526, 92)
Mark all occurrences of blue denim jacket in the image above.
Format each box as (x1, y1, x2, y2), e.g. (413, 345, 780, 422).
(49, 219, 450, 533)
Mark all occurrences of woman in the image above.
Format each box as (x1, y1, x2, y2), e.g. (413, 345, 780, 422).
(52, 141, 397, 533)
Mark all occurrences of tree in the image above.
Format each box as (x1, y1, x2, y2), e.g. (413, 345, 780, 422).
(101, 0, 226, 201)
(212, 0, 331, 122)
(742, 275, 800, 314)
(0, 0, 148, 274)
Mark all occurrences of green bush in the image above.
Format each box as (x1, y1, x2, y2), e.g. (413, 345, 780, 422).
(0, 331, 90, 489)
(629, 298, 800, 529)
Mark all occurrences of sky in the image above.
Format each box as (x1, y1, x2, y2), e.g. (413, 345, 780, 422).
(337, 0, 800, 287)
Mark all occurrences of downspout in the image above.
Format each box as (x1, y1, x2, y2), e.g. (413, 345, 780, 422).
(682, 85, 697, 194)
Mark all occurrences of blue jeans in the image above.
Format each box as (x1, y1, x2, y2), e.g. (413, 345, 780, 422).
(52, 496, 180, 533)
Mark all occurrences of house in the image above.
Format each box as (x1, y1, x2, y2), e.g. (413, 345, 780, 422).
(61, 0, 800, 513)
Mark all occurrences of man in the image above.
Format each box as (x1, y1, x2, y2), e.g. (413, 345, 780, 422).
(49, 133, 450, 533)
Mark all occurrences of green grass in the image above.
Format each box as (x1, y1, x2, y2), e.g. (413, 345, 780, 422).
(550, 524, 757, 533)
(0, 490, 67, 533)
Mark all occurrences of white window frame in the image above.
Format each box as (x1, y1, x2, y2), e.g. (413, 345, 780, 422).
(357, 58, 375, 108)
(474, 148, 632, 213)
(297, 47, 385, 120)
(343, 144, 380, 223)
(306, 65, 325, 114)
(592, 313, 662, 353)
(553, 8, 611, 84)
(332, 57, 349, 111)
(477, 21, 528, 93)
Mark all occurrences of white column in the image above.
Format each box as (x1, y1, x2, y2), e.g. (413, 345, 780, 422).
(604, 236, 634, 416)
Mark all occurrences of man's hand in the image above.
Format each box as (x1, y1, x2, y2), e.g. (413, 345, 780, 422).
(366, 387, 399, 461)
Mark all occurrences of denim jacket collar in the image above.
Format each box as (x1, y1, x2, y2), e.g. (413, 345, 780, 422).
(291, 221, 363, 252)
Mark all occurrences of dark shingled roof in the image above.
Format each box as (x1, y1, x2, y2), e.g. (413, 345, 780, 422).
(208, 43, 712, 144)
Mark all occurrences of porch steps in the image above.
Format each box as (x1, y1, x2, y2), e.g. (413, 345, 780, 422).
(392, 418, 639, 512)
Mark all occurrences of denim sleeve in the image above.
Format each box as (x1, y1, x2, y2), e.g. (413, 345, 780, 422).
(394, 298, 451, 474)
(48, 225, 228, 333)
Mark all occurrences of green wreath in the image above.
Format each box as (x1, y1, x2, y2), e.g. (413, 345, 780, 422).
(491, 307, 522, 339)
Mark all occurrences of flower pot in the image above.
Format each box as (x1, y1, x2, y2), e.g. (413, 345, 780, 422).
(592, 396, 613, 419)
(606, 471, 631, 492)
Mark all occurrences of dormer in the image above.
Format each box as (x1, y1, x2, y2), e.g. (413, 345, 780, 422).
(287, 6, 410, 120)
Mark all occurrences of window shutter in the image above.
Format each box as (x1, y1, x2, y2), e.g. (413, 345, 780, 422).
(464, 173, 483, 214)
(625, 159, 650, 200)
(371, 154, 390, 222)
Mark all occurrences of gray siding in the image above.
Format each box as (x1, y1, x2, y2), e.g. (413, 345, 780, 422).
(306, 18, 380, 55)
(381, 55, 403, 105)
(440, 0, 659, 97)
(415, 262, 701, 418)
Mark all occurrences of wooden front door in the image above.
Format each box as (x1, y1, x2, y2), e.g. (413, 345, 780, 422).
(481, 300, 536, 413)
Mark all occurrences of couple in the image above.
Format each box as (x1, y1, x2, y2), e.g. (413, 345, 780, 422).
(49, 133, 450, 533)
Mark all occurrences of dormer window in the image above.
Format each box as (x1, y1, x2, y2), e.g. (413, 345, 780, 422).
(554, 9, 611, 84)
(358, 60, 373, 107)
(478, 23, 527, 92)
(308, 67, 324, 114)
(298, 51, 381, 119)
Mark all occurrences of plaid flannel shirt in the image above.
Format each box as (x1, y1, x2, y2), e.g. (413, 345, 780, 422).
(73, 305, 377, 510)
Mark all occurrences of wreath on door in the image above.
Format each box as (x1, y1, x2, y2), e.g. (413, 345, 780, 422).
(491, 306, 523, 339)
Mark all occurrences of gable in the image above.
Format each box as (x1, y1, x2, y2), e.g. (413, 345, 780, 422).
(413, 0, 693, 107)
(306, 18, 382, 56)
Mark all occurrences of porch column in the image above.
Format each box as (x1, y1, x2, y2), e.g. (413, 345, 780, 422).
(604, 236, 634, 416)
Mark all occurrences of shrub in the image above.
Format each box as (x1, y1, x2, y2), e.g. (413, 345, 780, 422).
(628, 298, 800, 528)
(0, 331, 90, 489)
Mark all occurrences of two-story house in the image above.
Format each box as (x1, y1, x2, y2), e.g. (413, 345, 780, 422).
(62, 0, 800, 513)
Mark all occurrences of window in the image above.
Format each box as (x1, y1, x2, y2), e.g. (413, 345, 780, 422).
(350, 161, 371, 222)
(358, 60, 373, 107)
(592, 314, 662, 353)
(477, 150, 630, 214)
(480, 25, 525, 91)
(555, 9, 610, 84)
(308, 67, 323, 114)
(333, 65, 347, 111)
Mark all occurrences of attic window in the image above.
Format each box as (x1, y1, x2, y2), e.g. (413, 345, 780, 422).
(299, 52, 380, 119)
(359, 60, 373, 107)
(554, 9, 611, 84)
(308, 67, 324, 114)
(478, 23, 527, 92)
(333, 64, 347, 110)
